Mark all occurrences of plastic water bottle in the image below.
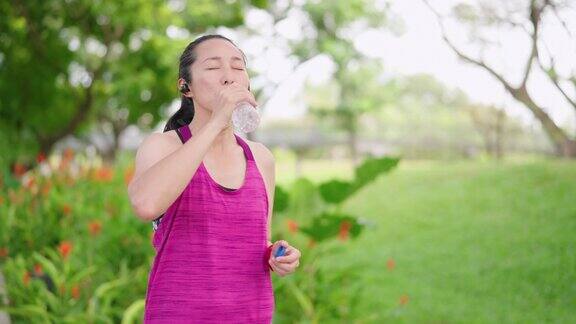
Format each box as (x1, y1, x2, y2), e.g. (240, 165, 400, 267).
(232, 101, 260, 133)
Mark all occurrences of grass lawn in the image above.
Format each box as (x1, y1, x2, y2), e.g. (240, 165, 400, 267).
(278, 157, 576, 323)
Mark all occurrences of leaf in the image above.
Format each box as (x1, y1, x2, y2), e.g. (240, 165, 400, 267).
(353, 156, 400, 190)
(273, 185, 289, 213)
(94, 278, 128, 300)
(250, 0, 268, 9)
(32, 252, 62, 288)
(286, 278, 314, 318)
(68, 266, 97, 284)
(287, 178, 323, 218)
(88, 277, 129, 315)
(318, 180, 355, 204)
(121, 299, 145, 324)
(299, 213, 363, 242)
(0, 304, 50, 323)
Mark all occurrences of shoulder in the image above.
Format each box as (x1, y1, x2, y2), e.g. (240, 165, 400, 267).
(245, 139, 276, 197)
(138, 130, 181, 153)
(245, 139, 275, 167)
(132, 130, 181, 181)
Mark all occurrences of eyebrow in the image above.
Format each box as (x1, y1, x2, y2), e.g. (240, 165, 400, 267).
(202, 56, 244, 63)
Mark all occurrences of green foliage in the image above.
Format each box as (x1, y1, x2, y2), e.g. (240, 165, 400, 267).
(299, 212, 361, 242)
(318, 157, 400, 203)
(270, 155, 400, 322)
(273, 185, 289, 213)
(0, 150, 152, 322)
(327, 159, 576, 322)
(0, 0, 267, 165)
(0, 150, 399, 323)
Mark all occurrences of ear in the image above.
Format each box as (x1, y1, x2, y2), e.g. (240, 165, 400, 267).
(178, 78, 193, 98)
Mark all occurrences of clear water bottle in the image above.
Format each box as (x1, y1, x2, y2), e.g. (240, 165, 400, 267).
(232, 101, 260, 133)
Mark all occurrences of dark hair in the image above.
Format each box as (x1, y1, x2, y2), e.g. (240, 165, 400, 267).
(163, 34, 247, 132)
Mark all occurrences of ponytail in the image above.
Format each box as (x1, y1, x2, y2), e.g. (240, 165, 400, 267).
(163, 95, 195, 132)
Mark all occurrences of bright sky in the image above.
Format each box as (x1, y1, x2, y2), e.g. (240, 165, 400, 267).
(216, 0, 575, 131)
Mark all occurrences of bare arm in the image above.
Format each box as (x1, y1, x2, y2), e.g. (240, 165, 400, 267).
(252, 143, 276, 248)
(127, 122, 222, 222)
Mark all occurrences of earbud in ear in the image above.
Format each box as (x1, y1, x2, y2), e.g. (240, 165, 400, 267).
(179, 82, 190, 94)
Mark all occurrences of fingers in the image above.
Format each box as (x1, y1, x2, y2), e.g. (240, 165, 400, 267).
(275, 245, 300, 263)
(268, 258, 298, 276)
(268, 240, 301, 276)
(223, 84, 258, 107)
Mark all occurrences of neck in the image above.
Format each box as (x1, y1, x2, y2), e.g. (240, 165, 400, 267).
(188, 110, 236, 153)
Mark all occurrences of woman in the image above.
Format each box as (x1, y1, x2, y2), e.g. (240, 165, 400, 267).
(127, 34, 301, 323)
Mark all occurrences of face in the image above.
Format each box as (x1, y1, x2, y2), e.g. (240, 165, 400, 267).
(185, 38, 250, 112)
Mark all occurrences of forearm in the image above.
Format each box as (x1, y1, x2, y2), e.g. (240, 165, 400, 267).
(129, 122, 222, 221)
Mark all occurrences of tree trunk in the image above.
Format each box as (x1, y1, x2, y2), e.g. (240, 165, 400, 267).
(512, 86, 575, 157)
(560, 139, 576, 158)
(345, 114, 360, 167)
(294, 150, 303, 178)
(34, 87, 95, 160)
(495, 109, 505, 160)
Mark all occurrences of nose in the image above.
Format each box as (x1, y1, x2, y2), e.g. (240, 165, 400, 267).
(221, 71, 236, 86)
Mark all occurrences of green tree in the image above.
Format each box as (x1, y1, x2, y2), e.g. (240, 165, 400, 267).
(304, 60, 391, 165)
(294, 0, 390, 166)
(0, 0, 267, 167)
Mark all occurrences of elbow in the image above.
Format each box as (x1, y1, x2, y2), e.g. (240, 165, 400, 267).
(127, 183, 158, 222)
(132, 202, 158, 223)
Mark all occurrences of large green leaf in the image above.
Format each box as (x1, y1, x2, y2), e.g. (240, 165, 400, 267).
(287, 178, 323, 218)
(273, 185, 289, 213)
(318, 179, 355, 204)
(121, 298, 145, 324)
(354, 156, 400, 190)
(299, 213, 363, 243)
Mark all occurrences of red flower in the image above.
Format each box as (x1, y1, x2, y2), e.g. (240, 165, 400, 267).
(338, 220, 352, 241)
(62, 204, 72, 216)
(0, 247, 8, 258)
(88, 220, 102, 236)
(399, 294, 409, 306)
(387, 258, 396, 271)
(37, 152, 46, 163)
(22, 271, 31, 286)
(286, 219, 299, 234)
(13, 163, 26, 177)
(93, 167, 114, 182)
(71, 284, 81, 299)
(34, 263, 43, 276)
(58, 241, 73, 259)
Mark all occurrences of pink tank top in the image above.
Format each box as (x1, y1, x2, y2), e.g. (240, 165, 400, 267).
(144, 125, 274, 323)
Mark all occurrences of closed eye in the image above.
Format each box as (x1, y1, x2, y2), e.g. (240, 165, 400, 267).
(206, 68, 244, 70)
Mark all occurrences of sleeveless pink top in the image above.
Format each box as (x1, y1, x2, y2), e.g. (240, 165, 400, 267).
(144, 125, 274, 323)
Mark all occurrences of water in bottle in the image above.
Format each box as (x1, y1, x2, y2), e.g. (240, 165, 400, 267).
(232, 102, 260, 133)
